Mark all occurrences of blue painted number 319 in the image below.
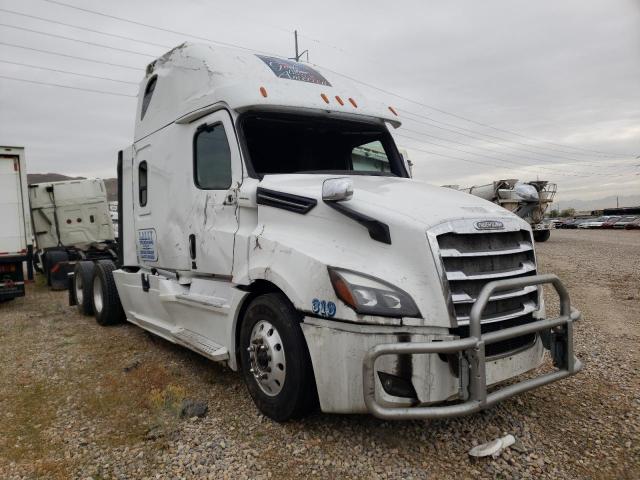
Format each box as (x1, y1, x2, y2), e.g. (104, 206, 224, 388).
(312, 298, 336, 317)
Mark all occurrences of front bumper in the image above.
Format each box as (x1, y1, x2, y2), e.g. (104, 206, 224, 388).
(362, 274, 582, 419)
(302, 274, 581, 418)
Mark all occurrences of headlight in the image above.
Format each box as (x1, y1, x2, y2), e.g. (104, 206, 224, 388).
(328, 267, 420, 318)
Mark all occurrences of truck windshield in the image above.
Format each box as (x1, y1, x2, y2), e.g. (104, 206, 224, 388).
(241, 112, 408, 177)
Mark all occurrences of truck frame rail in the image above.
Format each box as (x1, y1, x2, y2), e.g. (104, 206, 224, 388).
(363, 273, 583, 419)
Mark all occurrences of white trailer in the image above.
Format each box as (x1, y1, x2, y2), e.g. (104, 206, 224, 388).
(0, 146, 33, 301)
(29, 178, 117, 289)
(462, 179, 557, 242)
(71, 43, 582, 421)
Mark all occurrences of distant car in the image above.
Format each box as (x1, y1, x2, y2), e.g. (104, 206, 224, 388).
(599, 216, 623, 229)
(577, 217, 604, 229)
(624, 218, 640, 230)
(579, 216, 620, 229)
(612, 216, 639, 229)
(563, 218, 589, 229)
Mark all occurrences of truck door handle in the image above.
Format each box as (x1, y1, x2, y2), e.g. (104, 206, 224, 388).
(189, 234, 196, 260)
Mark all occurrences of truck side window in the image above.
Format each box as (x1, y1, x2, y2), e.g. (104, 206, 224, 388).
(140, 75, 157, 120)
(139, 161, 148, 206)
(194, 124, 232, 190)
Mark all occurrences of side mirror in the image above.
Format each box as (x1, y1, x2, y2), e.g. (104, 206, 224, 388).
(322, 178, 353, 202)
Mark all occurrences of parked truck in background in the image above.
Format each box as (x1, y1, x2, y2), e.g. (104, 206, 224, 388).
(29, 178, 117, 289)
(70, 43, 581, 421)
(461, 179, 557, 242)
(0, 146, 33, 302)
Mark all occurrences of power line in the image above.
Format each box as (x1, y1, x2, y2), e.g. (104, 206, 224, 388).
(398, 110, 620, 165)
(399, 126, 638, 173)
(0, 41, 141, 70)
(396, 133, 588, 177)
(0, 74, 136, 97)
(0, 23, 155, 57)
(41, 0, 279, 56)
(317, 65, 635, 159)
(397, 134, 632, 178)
(0, 7, 172, 49)
(400, 109, 632, 162)
(0, 59, 138, 85)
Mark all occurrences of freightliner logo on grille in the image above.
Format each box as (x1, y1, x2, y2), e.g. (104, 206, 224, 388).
(474, 220, 505, 230)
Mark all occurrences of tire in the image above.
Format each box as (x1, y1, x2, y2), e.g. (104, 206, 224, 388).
(91, 260, 125, 326)
(239, 293, 318, 422)
(533, 230, 551, 242)
(74, 261, 96, 316)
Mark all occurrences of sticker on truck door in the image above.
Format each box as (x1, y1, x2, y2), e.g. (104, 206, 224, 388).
(137, 228, 157, 262)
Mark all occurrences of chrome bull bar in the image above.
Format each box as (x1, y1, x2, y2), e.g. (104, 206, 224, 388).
(362, 274, 583, 420)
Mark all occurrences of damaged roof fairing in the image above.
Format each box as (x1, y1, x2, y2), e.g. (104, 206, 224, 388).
(134, 42, 401, 142)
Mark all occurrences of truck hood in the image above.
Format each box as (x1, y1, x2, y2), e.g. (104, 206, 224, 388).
(258, 174, 520, 229)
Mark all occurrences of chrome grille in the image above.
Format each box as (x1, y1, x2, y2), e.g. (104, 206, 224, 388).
(436, 230, 539, 327)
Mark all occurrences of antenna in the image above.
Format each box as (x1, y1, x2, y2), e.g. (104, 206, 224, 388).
(290, 30, 309, 62)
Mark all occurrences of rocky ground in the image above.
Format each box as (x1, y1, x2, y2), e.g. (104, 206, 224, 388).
(0, 229, 638, 479)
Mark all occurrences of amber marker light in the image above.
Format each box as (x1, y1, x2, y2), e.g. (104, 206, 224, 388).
(335, 95, 344, 106)
(348, 97, 358, 108)
(388, 106, 398, 116)
(259, 86, 268, 98)
(320, 93, 330, 104)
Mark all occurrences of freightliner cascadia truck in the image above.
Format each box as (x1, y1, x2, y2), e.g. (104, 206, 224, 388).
(71, 43, 582, 421)
(0, 146, 33, 301)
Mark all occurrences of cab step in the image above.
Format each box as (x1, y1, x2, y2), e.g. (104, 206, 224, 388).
(171, 328, 229, 362)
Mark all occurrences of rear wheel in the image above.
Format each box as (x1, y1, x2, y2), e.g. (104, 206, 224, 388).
(91, 260, 125, 326)
(533, 230, 551, 242)
(240, 293, 318, 422)
(74, 261, 95, 316)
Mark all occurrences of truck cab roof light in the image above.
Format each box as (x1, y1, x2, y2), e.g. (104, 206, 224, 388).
(320, 93, 330, 104)
(388, 106, 398, 116)
(335, 95, 344, 106)
(348, 97, 357, 108)
(259, 86, 268, 98)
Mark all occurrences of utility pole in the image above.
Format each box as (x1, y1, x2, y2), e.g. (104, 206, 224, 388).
(616, 196, 619, 208)
(290, 30, 309, 62)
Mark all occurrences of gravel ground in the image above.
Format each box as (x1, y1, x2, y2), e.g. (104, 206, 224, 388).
(0, 229, 638, 479)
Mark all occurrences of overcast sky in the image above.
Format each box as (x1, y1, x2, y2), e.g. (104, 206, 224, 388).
(1, 0, 638, 205)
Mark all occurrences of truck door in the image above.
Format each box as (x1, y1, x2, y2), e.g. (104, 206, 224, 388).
(187, 110, 241, 276)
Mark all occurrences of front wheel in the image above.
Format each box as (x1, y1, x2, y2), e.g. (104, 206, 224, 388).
(240, 293, 318, 422)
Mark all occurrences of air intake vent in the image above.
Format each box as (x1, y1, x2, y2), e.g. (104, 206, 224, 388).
(256, 188, 317, 214)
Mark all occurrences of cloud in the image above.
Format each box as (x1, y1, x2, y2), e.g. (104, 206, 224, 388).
(1, 0, 638, 204)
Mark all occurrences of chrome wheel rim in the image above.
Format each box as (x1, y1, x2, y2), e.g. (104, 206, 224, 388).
(248, 320, 286, 396)
(93, 275, 103, 313)
(75, 273, 83, 305)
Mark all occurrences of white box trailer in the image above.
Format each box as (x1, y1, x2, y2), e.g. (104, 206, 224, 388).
(29, 178, 117, 289)
(70, 43, 582, 422)
(0, 146, 33, 301)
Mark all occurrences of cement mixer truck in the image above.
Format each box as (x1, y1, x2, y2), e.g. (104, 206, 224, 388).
(461, 180, 556, 242)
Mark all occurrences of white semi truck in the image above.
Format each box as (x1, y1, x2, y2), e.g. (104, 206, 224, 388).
(29, 178, 117, 290)
(0, 146, 33, 301)
(71, 43, 581, 421)
(461, 180, 557, 242)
